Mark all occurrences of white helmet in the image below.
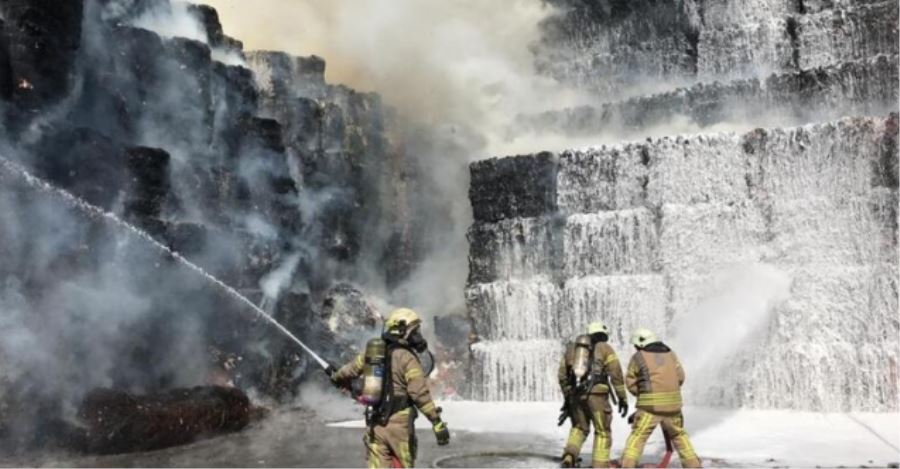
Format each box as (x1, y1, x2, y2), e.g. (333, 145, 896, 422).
(588, 321, 609, 335)
(631, 328, 658, 349)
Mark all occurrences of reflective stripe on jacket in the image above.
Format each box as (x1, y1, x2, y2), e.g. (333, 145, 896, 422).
(625, 343, 685, 413)
(334, 346, 441, 422)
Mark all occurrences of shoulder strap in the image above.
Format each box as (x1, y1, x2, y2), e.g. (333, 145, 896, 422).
(375, 344, 396, 425)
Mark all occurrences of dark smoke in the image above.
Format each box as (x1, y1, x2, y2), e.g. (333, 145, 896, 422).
(0, 0, 397, 452)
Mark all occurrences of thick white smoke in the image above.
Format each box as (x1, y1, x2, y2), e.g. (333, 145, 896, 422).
(193, 0, 589, 324)
(197, 0, 599, 157)
(127, 1, 207, 43)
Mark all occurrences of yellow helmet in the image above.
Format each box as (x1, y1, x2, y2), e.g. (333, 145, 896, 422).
(588, 321, 609, 335)
(384, 308, 421, 336)
(631, 328, 658, 348)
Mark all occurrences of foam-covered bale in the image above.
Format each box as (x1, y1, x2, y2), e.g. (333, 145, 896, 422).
(697, 19, 795, 80)
(868, 262, 899, 325)
(560, 274, 667, 343)
(871, 188, 899, 262)
(469, 152, 558, 223)
(469, 339, 562, 401)
(801, 0, 888, 14)
(563, 209, 659, 278)
(745, 117, 886, 202)
(78, 386, 253, 454)
(556, 143, 648, 214)
(875, 112, 899, 189)
(534, 0, 699, 96)
(466, 276, 560, 341)
(764, 196, 891, 265)
(786, 55, 900, 115)
(658, 202, 765, 274)
(521, 58, 898, 140)
(705, 265, 899, 411)
(467, 216, 562, 284)
(647, 133, 749, 206)
(700, 0, 798, 28)
(797, 1, 899, 70)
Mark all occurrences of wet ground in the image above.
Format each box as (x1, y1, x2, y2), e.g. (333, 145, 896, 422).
(0, 408, 564, 468)
(1, 405, 893, 468)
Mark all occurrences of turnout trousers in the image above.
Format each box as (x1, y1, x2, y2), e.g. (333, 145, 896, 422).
(562, 394, 614, 468)
(364, 408, 417, 468)
(620, 409, 701, 468)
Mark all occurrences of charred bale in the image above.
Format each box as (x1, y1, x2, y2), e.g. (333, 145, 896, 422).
(241, 116, 285, 154)
(187, 3, 244, 53)
(29, 127, 126, 210)
(78, 386, 252, 454)
(123, 146, 170, 224)
(0, 18, 13, 101)
(0, 0, 83, 112)
(469, 152, 559, 223)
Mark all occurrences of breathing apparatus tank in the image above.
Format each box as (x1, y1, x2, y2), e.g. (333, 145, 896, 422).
(571, 334, 592, 382)
(359, 338, 386, 406)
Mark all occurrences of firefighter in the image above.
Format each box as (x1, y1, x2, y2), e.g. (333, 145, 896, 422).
(558, 321, 628, 468)
(620, 328, 701, 468)
(327, 308, 450, 468)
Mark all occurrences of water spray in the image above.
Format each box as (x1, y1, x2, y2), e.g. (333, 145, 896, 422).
(0, 155, 331, 370)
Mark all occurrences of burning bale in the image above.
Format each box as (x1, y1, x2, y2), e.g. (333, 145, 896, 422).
(78, 386, 256, 454)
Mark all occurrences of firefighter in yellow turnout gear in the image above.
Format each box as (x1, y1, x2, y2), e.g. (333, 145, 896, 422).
(328, 308, 450, 468)
(558, 322, 628, 468)
(620, 328, 701, 468)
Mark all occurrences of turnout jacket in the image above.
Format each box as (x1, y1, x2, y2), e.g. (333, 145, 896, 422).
(625, 342, 685, 413)
(558, 340, 627, 402)
(333, 347, 441, 423)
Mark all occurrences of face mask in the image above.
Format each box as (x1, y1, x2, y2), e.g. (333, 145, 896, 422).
(407, 328, 428, 353)
(590, 332, 608, 344)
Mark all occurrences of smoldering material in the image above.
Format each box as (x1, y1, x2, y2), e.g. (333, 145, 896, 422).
(77, 386, 258, 454)
(0, 0, 398, 451)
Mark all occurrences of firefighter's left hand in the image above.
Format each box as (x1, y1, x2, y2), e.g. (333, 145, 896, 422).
(433, 420, 450, 446)
(618, 400, 628, 418)
(574, 381, 588, 395)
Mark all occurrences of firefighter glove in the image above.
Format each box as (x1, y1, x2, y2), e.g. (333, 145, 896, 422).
(323, 364, 336, 378)
(324, 365, 342, 389)
(618, 400, 628, 418)
(433, 420, 450, 446)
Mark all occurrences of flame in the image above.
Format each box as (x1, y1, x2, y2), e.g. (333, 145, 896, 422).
(17, 78, 33, 90)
